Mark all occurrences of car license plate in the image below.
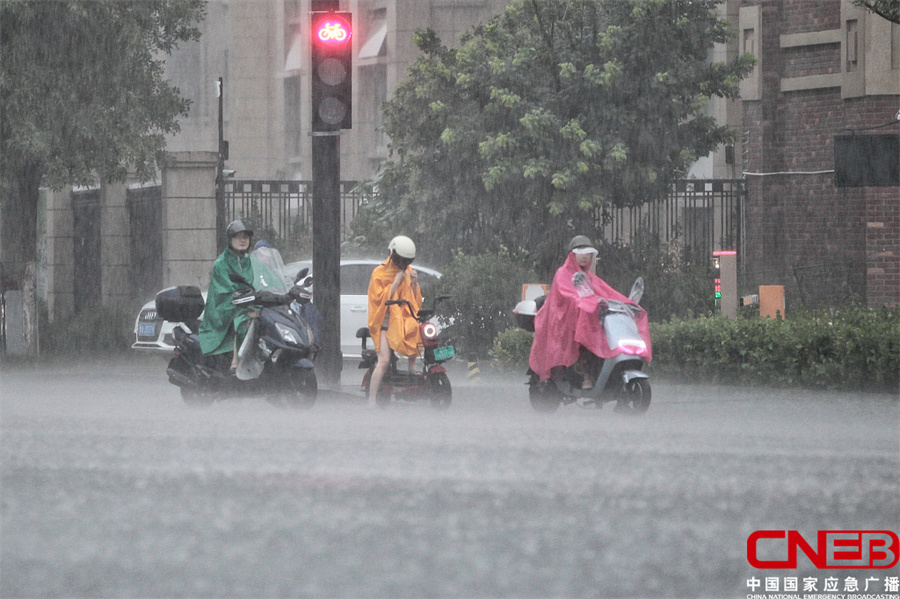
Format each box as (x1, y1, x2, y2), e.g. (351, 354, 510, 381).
(433, 345, 455, 361)
(139, 323, 156, 337)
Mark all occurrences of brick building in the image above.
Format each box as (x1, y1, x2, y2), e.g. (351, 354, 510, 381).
(738, 0, 899, 308)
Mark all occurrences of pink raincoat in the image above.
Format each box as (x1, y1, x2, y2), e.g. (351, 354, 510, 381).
(528, 251, 652, 381)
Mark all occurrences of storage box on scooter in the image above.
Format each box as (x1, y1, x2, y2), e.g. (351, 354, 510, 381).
(513, 299, 538, 332)
(156, 286, 204, 322)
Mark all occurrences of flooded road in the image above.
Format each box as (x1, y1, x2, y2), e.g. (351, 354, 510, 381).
(2, 358, 898, 598)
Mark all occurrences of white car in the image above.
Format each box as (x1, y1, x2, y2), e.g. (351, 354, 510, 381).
(132, 259, 443, 358)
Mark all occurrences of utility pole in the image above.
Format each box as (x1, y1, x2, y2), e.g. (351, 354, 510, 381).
(215, 77, 227, 253)
(310, 1, 351, 386)
(312, 132, 342, 386)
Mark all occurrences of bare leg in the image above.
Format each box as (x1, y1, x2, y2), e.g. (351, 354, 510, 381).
(407, 355, 416, 374)
(368, 331, 392, 406)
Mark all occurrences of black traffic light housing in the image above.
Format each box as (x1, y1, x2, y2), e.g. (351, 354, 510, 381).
(310, 11, 352, 131)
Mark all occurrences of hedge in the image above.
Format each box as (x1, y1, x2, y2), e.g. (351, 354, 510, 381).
(650, 308, 898, 392)
(491, 308, 899, 393)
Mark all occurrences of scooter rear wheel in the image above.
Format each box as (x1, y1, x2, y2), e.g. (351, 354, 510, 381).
(614, 378, 651, 415)
(528, 377, 562, 413)
(180, 386, 216, 408)
(427, 372, 452, 411)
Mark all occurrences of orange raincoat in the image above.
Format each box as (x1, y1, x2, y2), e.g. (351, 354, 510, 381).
(367, 257, 423, 356)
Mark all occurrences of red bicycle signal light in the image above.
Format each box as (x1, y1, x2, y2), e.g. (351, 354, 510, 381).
(310, 11, 352, 131)
(316, 18, 350, 44)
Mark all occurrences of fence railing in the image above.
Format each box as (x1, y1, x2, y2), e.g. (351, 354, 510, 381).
(225, 178, 745, 266)
(224, 179, 363, 241)
(597, 179, 745, 266)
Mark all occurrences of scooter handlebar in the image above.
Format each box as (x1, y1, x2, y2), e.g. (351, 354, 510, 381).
(385, 296, 450, 323)
(232, 289, 296, 307)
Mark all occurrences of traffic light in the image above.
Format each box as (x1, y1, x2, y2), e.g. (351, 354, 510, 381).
(310, 11, 352, 131)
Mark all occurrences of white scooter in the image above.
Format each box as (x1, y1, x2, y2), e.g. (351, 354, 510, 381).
(513, 278, 651, 415)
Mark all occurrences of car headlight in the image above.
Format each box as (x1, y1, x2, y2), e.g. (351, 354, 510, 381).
(275, 323, 302, 346)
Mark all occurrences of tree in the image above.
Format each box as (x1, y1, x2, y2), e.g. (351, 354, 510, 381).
(352, 0, 754, 276)
(853, 0, 900, 24)
(0, 0, 206, 288)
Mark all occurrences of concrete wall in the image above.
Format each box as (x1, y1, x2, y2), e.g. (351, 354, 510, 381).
(100, 182, 131, 309)
(39, 152, 219, 322)
(161, 152, 219, 290)
(43, 187, 75, 321)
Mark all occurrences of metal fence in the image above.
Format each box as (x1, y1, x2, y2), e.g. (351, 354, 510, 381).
(225, 178, 745, 266)
(224, 179, 363, 240)
(598, 179, 745, 265)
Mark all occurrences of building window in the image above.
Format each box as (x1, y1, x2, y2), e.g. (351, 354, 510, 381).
(743, 28, 755, 56)
(846, 20, 858, 72)
(284, 75, 302, 158)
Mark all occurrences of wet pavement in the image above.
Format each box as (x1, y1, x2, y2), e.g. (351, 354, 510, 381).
(1, 356, 898, 598)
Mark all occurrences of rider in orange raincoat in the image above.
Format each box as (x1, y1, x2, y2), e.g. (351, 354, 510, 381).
(366, 235, 422, 406)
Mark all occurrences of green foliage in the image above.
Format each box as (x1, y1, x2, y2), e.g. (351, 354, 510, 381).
(593, 235, 716, 323)
(431, 247, 538, 356)
(490, 307, 899, 392)
(852, 0, 899, 23)
(651, 308, 900, 392)
(353, 0, 755, 274)
(490, 327, 534, 373)
(1, 0, 206, 278)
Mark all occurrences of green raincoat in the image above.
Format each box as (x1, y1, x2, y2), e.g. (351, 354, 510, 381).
(199, 246, 254, 355)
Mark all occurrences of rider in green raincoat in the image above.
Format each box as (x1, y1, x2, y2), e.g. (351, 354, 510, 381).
(199, 220, 255, 362)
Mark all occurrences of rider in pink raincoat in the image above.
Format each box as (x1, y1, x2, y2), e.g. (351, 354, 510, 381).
(529, 235, 652, 382)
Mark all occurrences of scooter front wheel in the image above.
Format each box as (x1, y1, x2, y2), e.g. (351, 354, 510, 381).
(427, 372, 452, 411)
(282, 368, 317, 409)
(614, 378, 651, 415)
(528, 376, 562, 413)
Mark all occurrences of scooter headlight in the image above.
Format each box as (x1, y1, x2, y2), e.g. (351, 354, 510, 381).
(421, 323, 438, 339)
(275, 323, 301, 346)
(618, 339, 647, 355)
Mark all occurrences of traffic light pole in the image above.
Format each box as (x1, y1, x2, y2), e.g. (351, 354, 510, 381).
(312, 131, 342, 386)
(309, 1, 350, 387)
(215, 77, 226, 253)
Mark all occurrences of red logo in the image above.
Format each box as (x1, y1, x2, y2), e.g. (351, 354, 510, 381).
(747, 530, 899, 569)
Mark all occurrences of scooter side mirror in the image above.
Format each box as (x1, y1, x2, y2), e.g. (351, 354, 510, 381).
(629, 277, 644, 304)
(293, 267, 310, 283)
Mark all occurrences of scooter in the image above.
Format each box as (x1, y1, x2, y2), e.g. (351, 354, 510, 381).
(513, 278, 651, 415)
(160, 266, 320, 408)
(357, 295, 454, 410)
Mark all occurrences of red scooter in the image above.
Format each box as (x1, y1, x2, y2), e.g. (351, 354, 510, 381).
(356, 295, 454, 410)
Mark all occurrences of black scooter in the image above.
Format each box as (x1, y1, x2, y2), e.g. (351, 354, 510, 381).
(161, 268, 320, 408)
(357, 295, 454, 410)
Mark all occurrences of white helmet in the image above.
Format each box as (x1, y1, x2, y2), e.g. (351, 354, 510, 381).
(388, 235, 416, 259)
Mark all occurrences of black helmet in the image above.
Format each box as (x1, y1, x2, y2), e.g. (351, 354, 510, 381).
(226, 220, 253, 238)
(568, 235, 594, 252)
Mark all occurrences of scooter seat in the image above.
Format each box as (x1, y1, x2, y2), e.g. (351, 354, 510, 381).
(173, 326, 202, 355)
(356, 327, 371, 339)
